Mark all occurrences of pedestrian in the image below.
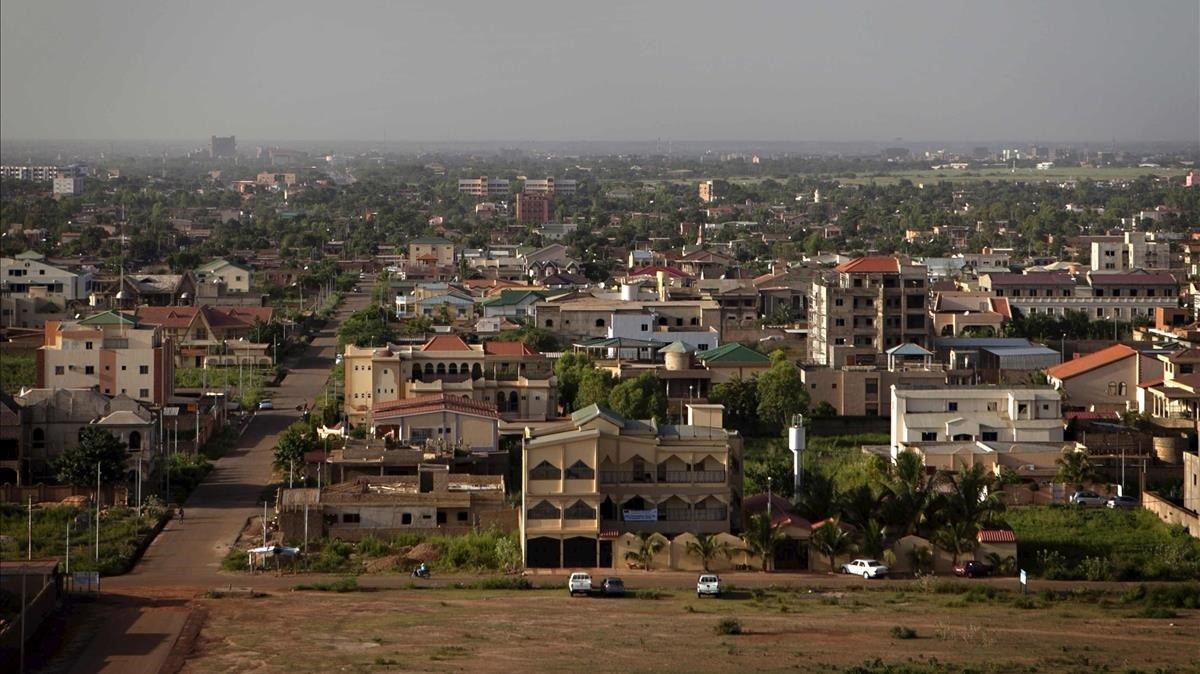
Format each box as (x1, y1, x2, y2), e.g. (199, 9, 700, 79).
(178, 506, 185, 520)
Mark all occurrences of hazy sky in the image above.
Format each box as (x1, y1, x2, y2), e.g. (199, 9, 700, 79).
(2, 0, 1197, 142)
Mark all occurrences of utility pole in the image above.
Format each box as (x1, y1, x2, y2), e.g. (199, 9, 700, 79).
(95, 462, 101, 562)
(262, 501, 268, 546)
(66, 521, 70, 574)
(27, 496, 32, 559)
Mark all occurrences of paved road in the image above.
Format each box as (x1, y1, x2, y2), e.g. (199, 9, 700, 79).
(48, 292, 368, 673)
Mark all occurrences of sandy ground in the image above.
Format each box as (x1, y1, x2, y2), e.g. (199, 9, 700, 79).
(182, 585, 1200, 674)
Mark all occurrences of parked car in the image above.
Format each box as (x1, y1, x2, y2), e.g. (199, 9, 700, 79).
(568, 571, 592, 596)
(258, 399, 274, 410)
(1070, 490, 1107, 507)
(696, 574, 724, 598)
(600, 577, 625, 596)
(1107, 495, 1138, 509)
(840, 559, 889, 579)
(953, 560, 994, 578)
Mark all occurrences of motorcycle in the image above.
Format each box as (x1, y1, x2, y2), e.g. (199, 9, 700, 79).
(412, 565, 431, 579)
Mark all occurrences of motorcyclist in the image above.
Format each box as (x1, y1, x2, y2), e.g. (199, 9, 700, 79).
(414, 562, 429, 578)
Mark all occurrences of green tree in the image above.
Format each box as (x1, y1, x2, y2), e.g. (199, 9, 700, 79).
(811, 518, 855, 574)
(859, 519, 888, 560)
(552, 352, 593, 412)
(684, 533, 736, 572)
(337, 308, 396, 347)
(273, 421, 315, 482)
(932, 518, 977, 566)
(744, 448, 795, 500)
(623, 532, 667, 570)
(742, 513, 785, 571)
(756, 351, 808, 433)
(608, 372, 667, 421)
(1055, 449, 1099, 489)
(575, 368, 616, 410)
(493, 325, 560, 353)
(54, 427, 129, 488)
(809, 401, 837, 418)
(879, 450, 942, 536)
(708, 376, 760, 435)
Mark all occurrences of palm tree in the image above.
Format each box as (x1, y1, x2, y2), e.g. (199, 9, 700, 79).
(623, 533, 666, 570)
(685, 533, 735, 572)
(859, 519, 888, 560)
(741, 513, 785, 571)
(1055, 449, 1099, 490)
(811, 518, 855, 574)
(931, 518, 976, 566)
(943, 464, 1005, 531)
(879, 450, 942, 536)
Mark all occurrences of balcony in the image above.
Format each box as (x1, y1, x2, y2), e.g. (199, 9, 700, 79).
(600, 470, 726, 485)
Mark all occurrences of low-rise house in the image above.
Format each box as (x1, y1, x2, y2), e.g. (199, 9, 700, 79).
(134, 305, 274, 367)
(1046, 344, 1164, 413)
(195, 258, 253, 294)
(277, 466, 513, 542)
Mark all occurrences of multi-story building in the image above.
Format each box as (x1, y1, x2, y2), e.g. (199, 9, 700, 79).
(522, 177, 577, 195)
(890, 385, 1063, 450)
(408, 236, 456, 268)
(802, 343, 948, 417)
(516, 192, 554, 224)
(36, 311, 174, 406)
(0, 165, 82, 182)
(521, 402, 742, 568)
(979, 271, 1179, 321)
(1, 254, 92, 302)
(698, 180, 725, 203)
(342, 336, 557, 428)
(807, 256, 929, 367)
(255, 172, 298, 187)
(930, 290, 1011, 337)
(457, 176, 510, 197)
(534, 296, 721, 345)
(52, 172, 83, 197)
(1046, 344, 1163, 413)
(1090, 231, 1172, 272)
(133, 305, 274, 368)
(210, 135, 236, 158)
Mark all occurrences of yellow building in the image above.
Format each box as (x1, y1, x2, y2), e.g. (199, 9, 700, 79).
(343, 335, 556, 428)
(521, 402, 742, 568)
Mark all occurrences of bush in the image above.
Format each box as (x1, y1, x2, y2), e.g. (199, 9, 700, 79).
(222, 550, 249, 571)
(714, 617, 743, 635)
(889, 626, 917, 639)
(309, 539, 354, 573)
(357, 536, 392, 558)
(470, 577, 533, 591)
(1011, 596, 1040, 610)
(294, 577, 359, 593)
(1134, 606, 1178, 619)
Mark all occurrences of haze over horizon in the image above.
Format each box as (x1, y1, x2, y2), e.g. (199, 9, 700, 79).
(2, 0, 1197, 144)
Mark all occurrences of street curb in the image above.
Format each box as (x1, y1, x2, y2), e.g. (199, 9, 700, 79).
(158, 604, 207, 674)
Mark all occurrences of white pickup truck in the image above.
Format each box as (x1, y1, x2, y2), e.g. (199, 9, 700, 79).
(696, 574, 724, 597)
(568, 571, 592, 596)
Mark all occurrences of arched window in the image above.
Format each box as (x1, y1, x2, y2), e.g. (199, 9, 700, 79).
(461, 363, 469, 375)
(448, 363, 458, 375)
(424, 363, 434, 374)
(530, 461, 561, 480)
(526, 500, 561, 519)
(1118, 382, 1127, 396)
(496, 393, 507, 413)
(595, 318, 606, 328)
(412, 364, 422, 379)
(1107, 381, 1118, 396)
(508, 391, 519, 409)
(565, 460, 595, 480)
(436, 363, 446, 375)
(564, 501, 597, 520)
(128, 430, 141, 451)
(471, 363, 482, 379)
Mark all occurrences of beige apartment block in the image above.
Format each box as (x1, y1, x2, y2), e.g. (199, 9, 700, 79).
(36, 311, 173, 406)
(521, 402, 742, 568)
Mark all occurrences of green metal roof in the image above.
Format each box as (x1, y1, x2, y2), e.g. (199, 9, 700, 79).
(696, 342, 771, 364)
(480, 290, 545, 307)
(570, 403, 626, 428)
(78, 310, 137, 326)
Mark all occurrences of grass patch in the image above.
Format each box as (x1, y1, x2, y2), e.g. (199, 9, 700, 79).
(0, 352, 36, 389)
(1005, 506, 1200, 580)
(0, 504, 161, 575)
(221, 549, 248, 571)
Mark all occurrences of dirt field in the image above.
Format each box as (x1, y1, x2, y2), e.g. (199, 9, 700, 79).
(182, 583, 1200, 673)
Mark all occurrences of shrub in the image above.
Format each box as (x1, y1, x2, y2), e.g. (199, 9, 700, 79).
(294, 577, 359, 593)
(470, 577, 532, 591)
(1011, 596, 1040, 610)
(357, 536, 392, 558)
(1134, 606, 1178, 619)
(714, 617, 743, 635)
(221, 550, 249, 571)
(889, 626, 917, 639)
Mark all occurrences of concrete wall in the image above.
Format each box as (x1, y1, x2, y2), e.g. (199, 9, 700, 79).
(1143, 491, 1200, 538)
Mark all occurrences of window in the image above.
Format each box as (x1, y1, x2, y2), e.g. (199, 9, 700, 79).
(865, 380, 878, 395)
(457, 511, 469, 522)
(530, 461, 561, 480)
(85, 341, 93, 350)
(139, 365, 149, 375)
(595, 318, 605, 328)
(564, 501, 597, 519)
(565, 460, 594, 480)
(948, 402, 958, 412)
(55, 366, 64, 375)
(342, 513, 361, 524)
(921, 432, 937, 441)
(1107, 381, 1118, 396)
(85, 366, 94, 375)
(139, 388, 150, 398)
(437, 511, 446, 524)
(401, 513, 413, 525)
(982, 431, 998, 442)
(986, 402, 998, 412)
(526, 500, 561, 519)
(32, 428, 45, 450)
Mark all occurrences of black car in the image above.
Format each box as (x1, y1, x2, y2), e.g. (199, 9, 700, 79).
(600, 577, 626, 596)
(953, 561, 994, 578)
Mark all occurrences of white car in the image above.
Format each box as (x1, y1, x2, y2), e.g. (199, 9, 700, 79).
(696, 574, 724, 598)
(568, 571, 592, 596)
(841, 559, 889, 579)
(258, 399, 274, 410)
(1070, 490, 1107, 507)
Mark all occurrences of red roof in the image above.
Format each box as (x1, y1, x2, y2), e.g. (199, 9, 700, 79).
(373, 394, 499, 419)
(835, 256, 900, 274)
(629, 265, 691, 278)
(421, 335, 473, 352)
(1045, 344, 1136, 381)
(484, 341, 537, 356)
(977, 529, 1016, 543)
